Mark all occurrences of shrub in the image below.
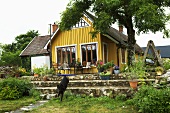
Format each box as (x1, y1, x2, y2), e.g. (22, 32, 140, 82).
(163, 58, 170, 70)
(115, 93, 127, 101)
(0, 78, 33, 100)
(29, 88, 41, 100)
(0, 86, 21, 100)
(130, 85, 170, 113)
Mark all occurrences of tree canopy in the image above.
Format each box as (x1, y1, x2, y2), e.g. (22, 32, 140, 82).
(0, 30, 39, 69)
(59, 0, 170, 65)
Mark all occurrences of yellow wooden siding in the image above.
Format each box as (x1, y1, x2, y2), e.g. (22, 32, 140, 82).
(51, 26, 102, 64)
(101, 35, 118, 64)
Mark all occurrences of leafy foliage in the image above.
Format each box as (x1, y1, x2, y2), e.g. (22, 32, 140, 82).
(0, 78, 33, 100)
(163, 58, 170, 70)
(124, 60, 146, 80)
(0, 30, 39, 70)
(130, 85, 170, 113)
(59, 0, 170, 65)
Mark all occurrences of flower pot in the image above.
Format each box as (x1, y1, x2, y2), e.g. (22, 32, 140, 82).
(43, 76, 48, 81)
(34, 74, 39, 77)
(114, 70, 120, 75)
(129, 81, 138, 89)
(100, 75, 110, 80)
(156, 71, 162, 76)
(98, 67, 104, 74)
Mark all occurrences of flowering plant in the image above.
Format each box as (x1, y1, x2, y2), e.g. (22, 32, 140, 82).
(114, 65, 119, 70)
(96, 60, 103, 69)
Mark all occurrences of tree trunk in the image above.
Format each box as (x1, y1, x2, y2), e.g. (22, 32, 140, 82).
(127, 26, 136, 66)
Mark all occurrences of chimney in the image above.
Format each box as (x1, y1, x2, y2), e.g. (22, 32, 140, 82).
(52, 22, 58, 34)
(119, 25, 123, 33)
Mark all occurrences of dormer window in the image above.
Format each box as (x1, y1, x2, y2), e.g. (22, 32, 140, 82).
(72, 18, 89, 28)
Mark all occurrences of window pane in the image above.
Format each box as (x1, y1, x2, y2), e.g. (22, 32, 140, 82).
(87, 45, 91, 62)
(57, 46, 76, 65)
(71, 47, 76, 63)
(62, 48, 66, 63)
(81, 44, 97, 65)
(66, 47, 70, 64)
(92, 44, 97, 64)
(81, 45, 86, 63)
(57, 48, 61, 65)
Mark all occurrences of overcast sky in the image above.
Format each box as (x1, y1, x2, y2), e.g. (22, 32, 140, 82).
(0, 0, 170, 47)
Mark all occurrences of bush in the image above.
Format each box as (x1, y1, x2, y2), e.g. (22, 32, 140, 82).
(29, 88, 41, 100)
(0, 78, 33, 100)
(130, 85, 170, 113)
(115, 93, 127, 101)
(163, 58, 170, 70)
(0, 86, 21, 100)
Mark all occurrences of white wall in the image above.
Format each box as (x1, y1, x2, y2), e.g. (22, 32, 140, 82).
(31, 56, 50, 71)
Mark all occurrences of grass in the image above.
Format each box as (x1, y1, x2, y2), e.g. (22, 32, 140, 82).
(0, 96, 37, 112)
(30, 96, 137, 113)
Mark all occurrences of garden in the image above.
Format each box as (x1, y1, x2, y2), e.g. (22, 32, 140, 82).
(0, 59, 170, 112)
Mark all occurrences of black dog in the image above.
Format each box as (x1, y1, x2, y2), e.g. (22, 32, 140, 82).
(57, 76, 69, 101)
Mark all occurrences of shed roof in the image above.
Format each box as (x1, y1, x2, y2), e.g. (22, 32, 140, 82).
(20, 35, 50, 57)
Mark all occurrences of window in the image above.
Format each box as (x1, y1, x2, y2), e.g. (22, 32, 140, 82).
(72, 18, 89, 28)
(57, 46, 76, 65)
(81, 43, 97, 65)
(121, 48, 126, 63)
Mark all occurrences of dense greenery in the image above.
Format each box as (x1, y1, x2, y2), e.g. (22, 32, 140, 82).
(59, 0, 170, 65)
(163, 58, 170, 70)
(128, 85, 170, 113)
(0, 30, 39, 71)
(0, 78, 39, 100)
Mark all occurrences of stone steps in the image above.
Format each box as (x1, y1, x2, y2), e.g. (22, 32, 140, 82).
(35, 86, 131, 97)
(30, 74, 155, 98)
(31, 79, 155, 87)
(30, 74, 125, 81)
(31, 80, 129, 87)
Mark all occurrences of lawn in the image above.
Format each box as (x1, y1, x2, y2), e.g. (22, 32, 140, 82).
(30, 96, 137, 113)
(0, 96, 37, 112)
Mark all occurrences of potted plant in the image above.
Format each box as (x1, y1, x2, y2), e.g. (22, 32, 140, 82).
(155, 66, 164, 75)
(33, 67, 42, 77)
(99, 71, 111, 80)
(96, 60, 104, 73)
(41, 65, 52, 81)
(126, 60, 146, 89)
(114, 65, 120, 75)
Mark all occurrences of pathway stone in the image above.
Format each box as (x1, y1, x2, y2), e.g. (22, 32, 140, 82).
(6, 100, 48, 113)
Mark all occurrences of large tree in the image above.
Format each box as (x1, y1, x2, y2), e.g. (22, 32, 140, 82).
(0, 30, 39, 70)
(59, 0, 170, 65)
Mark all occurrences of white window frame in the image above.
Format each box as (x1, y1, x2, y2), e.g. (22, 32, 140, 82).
(72, 18, 91, 29)
(55, 44, 77, 64)
(80, 42, 98, 65)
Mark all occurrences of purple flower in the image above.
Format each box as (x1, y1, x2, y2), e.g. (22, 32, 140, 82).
(114, 65, 119, 70)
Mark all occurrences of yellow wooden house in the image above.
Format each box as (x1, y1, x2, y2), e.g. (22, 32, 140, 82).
(44, 11, 143, 74)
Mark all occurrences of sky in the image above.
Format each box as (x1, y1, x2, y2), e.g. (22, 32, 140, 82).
(0, 0, 170, 47)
